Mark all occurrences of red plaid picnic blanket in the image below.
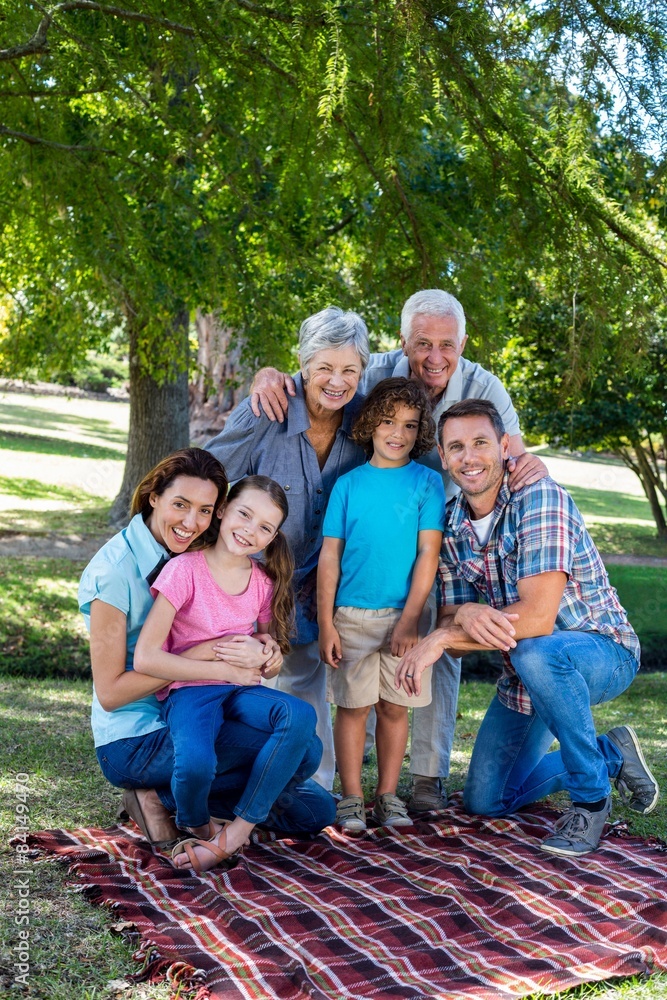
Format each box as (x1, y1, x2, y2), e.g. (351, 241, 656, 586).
(25, 798, 667, 999)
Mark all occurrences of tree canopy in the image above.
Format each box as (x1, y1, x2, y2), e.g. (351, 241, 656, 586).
(1, 1, 665, 512)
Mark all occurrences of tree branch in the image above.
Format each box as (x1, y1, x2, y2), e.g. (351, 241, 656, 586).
(0, 2, 195, 63)
(234, 0, 298, 24)
(391, 169, 433, 285)
(56, 1, 195, 35)
(311, 210, 357, 247)
(0, 15, 50, 62)
(0, 124, 116, 155)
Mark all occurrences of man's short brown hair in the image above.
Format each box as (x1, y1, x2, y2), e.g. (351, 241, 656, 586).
(437, 398, 506, 444)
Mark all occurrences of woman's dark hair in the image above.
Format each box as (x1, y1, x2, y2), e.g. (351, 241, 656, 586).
(225, 476, 295, 654)
(130, 448, 229, 549)
(352, 377, 435, 458)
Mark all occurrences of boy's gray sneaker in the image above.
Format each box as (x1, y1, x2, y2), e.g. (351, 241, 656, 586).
(336, 795, 367, 833)
(606, 725, 659, 814)
(407, 776, 448, 813)
(372, 793, 413, 828)
(540, 796, 612, 857)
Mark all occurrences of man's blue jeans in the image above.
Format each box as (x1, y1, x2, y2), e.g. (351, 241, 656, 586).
(463, 631, 638, 816)
(97, 692, 335, 834)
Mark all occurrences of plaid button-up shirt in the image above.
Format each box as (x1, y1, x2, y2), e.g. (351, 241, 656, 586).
(437, 471, 640, 714)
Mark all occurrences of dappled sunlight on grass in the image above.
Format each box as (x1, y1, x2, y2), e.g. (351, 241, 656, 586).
(0, 476, 111, 534)
(587, 521, 667, 559)
(0, 397, 128, 446)
(0, 430, 125, 462)
(569, 486, 654, 522)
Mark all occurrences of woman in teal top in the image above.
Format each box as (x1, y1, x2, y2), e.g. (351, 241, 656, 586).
(79, 448, 335, 849)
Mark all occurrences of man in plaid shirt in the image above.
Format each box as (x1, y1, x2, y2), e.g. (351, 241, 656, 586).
(396, 398, 659, 856)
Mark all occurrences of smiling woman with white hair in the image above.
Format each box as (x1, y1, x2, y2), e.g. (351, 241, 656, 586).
(206, 306, 370, 790)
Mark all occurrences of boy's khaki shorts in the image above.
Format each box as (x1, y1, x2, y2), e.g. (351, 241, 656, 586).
(327, 605, 432, 709)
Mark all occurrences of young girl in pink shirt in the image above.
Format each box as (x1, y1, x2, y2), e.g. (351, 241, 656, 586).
(135, 476, 318, 872)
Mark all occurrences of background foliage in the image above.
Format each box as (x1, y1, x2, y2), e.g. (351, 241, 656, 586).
(0, 1, 666, 509)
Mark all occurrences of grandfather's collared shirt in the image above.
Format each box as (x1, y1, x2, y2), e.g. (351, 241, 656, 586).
(437, 471, 640, 714)
(362, 350, 521, 499)
(206, 373, 366, 643)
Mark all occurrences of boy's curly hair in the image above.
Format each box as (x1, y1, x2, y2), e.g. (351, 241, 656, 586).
(352, 377, 436, 459)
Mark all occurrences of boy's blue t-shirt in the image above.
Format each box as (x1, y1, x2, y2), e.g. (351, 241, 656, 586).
(323, 460, 446, 609)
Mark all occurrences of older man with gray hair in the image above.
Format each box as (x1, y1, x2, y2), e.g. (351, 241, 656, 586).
(251, 290, 547, 810)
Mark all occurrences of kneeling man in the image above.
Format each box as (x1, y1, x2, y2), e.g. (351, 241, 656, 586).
(396, 398, 659, 856)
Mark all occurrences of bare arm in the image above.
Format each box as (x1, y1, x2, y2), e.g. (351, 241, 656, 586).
(317, 536, 344, 667)
(89, 601, 169, 712)
(507, 433, 548, 491)
(134, 594, 263, 686)
(391, 529, 441, 656)
(250, 367, 296, 422)
(182, 634, 271, 668)
(395, 571, 567, 696)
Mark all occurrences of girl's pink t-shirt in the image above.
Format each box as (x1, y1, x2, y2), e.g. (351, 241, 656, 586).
(150, 549, 273, 698)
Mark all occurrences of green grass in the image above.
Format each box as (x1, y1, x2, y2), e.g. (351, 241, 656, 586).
(0, 430, 125, 462)
(532, 447, 667, 559)
(0, 399, 128, 448)
(568, 484, 667, 559)
(0, 476, 112, 536)
(2, 671, 665, 1000)
(607, 565, 667, 668)
(0, 558, 90, 677)
(0, 676, 173, 999)
(582, 519, 667, 560)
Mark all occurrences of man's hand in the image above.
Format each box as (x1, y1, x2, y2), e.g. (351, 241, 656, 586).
(453, 604, 519, 650)
(507, 452, 548, 492)
(394, 630, 448, 697)
(390, 617, 420, 657)
(319, 624, 342, 668)
(250, 367, 296, 422)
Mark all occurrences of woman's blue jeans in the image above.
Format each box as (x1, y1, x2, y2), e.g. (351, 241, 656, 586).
(463, 631, 638, 816)
(97, 689, 335, 834)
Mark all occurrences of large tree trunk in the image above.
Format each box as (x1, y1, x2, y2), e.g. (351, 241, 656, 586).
(189, 311, 248, 445)
(109, 312, 190, 527)
(632, 443, 667, 539)
(616, 440, 667, 540)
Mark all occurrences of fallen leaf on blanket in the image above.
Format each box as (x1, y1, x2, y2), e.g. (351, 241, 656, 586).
(110, 921, 136, 935)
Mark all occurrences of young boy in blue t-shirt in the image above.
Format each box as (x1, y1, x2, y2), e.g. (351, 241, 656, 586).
(317, 378, 446, 831)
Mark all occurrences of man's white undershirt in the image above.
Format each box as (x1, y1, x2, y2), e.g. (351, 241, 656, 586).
(469, 510, 495, 548)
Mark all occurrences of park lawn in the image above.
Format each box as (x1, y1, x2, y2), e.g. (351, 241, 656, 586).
(1, 669, 666, 1000)
(0, 476, 111, 537)
(0, 394, 128, 454)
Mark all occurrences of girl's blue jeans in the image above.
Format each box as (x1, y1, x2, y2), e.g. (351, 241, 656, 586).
(97, 688, 335, 834)
(162, 684, 320, 829)
(463, 631, 638, 816)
